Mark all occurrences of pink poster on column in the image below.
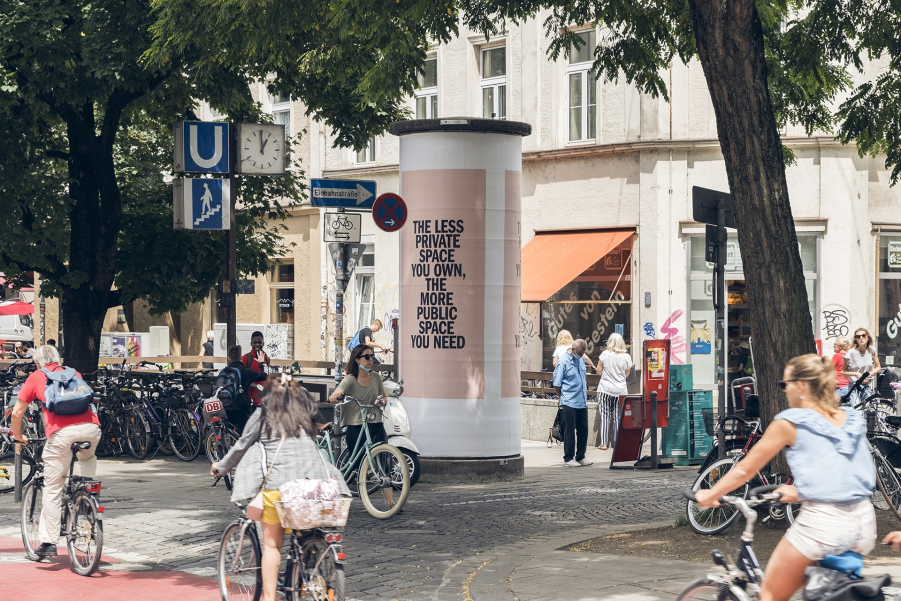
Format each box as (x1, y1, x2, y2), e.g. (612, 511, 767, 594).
(400, 169, 486, 400)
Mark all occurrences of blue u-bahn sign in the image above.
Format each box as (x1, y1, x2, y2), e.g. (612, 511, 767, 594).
(174, 121, 230, 173)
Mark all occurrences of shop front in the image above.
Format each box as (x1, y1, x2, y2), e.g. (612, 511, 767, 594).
(688, 233, 819, 388)
(521, 228, 635, 370)
(878, 232, 901, 366)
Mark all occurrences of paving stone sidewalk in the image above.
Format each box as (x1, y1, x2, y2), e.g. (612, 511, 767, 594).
(0, 441, 700, 599)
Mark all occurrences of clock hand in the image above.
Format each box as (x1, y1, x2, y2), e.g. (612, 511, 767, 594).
(260, 138, 269, 155)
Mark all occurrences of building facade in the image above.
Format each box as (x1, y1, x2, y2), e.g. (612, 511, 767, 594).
(50, 14, 899, 383)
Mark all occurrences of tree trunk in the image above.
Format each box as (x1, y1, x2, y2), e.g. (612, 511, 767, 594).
(686, 0, 816, 432)
(58, 107, 122, 376)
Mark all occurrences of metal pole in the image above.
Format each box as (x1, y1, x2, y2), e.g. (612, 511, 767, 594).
(39, 294, 45, 346)
(226, 123, 238, 349)
(650, 391, 658, 470)
(14, 444, 22, 502)
(716, 200, 727, 459)
(334, 209, 346, 383)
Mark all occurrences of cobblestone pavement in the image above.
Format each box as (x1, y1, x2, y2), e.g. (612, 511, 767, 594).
(0, 443, 697, 599)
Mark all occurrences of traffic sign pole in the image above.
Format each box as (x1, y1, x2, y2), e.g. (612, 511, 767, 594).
(227, 123, 238, 349)
(334, 209, 346, 383)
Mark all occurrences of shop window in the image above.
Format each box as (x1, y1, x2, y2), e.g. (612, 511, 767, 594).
(567, 31, 597, 142)
(541, 239, 633, 368)
(481, 46, 506, 120)
(688, 235, 818, 387)
(416, 56, 438, 119)
(878, 235, 901, 366)
(269, 262, 295, 324)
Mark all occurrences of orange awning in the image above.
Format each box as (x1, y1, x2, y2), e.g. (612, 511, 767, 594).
(521, 229, 634, 302)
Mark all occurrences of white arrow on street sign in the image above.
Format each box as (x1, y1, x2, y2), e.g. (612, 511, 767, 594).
(324, 212, 362, 243)
(310, 179, 377, 209)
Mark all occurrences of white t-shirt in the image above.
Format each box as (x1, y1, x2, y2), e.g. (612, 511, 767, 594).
(552, 345, 571, 364)
(845, 347, 874, 381)
(597, 350, 634, 396)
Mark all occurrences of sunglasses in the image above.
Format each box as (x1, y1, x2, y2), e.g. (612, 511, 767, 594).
(855, 334, 868, 339)
(777, 379, 799, 390)
(359, 354, 373, 361)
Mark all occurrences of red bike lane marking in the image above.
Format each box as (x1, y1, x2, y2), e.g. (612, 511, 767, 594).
(0, 536, 218, 600)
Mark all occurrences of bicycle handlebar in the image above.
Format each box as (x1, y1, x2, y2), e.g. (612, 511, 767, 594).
(682, 487, 783, 508)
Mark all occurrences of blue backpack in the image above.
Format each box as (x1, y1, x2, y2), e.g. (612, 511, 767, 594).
(215, 367, 248, 406)
(41, 368, 94, 416)
(346, 329, 363, 351)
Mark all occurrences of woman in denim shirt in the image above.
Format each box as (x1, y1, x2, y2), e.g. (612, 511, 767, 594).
(695, 354, 875, 601)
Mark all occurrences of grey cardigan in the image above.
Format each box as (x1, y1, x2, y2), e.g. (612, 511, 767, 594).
(217, 410, 350, 503)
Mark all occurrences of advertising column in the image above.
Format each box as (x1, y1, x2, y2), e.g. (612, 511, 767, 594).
(389, 118, 531, 458)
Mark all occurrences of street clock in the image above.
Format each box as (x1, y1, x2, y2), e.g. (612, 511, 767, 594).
(236, 122, 286, 175)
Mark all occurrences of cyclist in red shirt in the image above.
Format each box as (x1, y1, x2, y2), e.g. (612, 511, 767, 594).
(242, 331, 271, 407)
(10, 345, 101, 559)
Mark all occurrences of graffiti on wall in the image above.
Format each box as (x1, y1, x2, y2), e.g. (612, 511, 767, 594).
(519, 303, 541, 371)
(643, 322, 656, 338)
(660, 310, 687, 365)
(821, 305, 850, 340)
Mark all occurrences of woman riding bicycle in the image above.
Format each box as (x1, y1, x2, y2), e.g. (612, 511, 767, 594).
(212, 374, 349, 601)
(328, 344, 388, 461)
(695, 353, 875, 601)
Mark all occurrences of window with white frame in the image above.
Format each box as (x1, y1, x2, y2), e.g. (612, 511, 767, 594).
(269, 261, 295, 325)
(416, 56, 438, 119)
(481, 46, 506, 120)
(271, 92, 292, 163)
(567, 30, 597, 142)
(355, 138, 376, 164)
(355, 246, 376, 330)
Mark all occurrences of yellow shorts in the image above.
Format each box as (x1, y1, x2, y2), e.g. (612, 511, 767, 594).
(261, 490, 289, 533)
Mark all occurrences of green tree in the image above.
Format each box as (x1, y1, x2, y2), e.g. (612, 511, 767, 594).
(0, 0, 442, 373)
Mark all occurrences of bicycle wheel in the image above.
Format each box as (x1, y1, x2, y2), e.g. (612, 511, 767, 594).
(686, 458, 749, 535)
(21, 479, 43, 561)
(287, 535, 345, 601)
(676, 578, 740, 601)
(0, 452, 36, 493)
(67, 492, 103, 576)
(874, 450, 901, 522)
(218, 520, 262, 601)
(358, 444, 409, 519)
(768, 473, 801, 525)
(124, 409, 152, 460)
(169, 409, 202, 462)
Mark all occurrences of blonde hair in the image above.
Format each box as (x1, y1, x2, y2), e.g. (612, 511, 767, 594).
(371, 319, 383, 329)
(834, 336, 852, 351)
(606, 332, 627, 353)
(556, 329, 574, 347)
(852, 327, 875, 353)
(785, 354, 839, 410)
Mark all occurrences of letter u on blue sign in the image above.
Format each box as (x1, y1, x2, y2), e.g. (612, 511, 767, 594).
(184, 122, 229, 173)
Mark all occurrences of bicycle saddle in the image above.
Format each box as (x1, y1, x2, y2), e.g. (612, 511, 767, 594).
(71, 441, 92, 451)
(885, 416, 901, 428)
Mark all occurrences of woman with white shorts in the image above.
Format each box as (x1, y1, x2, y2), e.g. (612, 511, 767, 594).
(695, 353, 876, 601)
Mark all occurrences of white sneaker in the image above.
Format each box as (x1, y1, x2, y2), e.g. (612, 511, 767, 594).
(578, 459, 594, 467)
(564, 460, 581, 467)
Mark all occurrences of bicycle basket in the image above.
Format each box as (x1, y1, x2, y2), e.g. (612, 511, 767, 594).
(196, 376, 215, 397)
(274, 497, 352, 530)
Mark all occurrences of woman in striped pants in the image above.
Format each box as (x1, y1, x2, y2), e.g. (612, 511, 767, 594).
(595, 333, 634, 450)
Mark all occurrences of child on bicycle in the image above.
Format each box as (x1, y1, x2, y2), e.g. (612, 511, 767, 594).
(694, 354, 876, 601)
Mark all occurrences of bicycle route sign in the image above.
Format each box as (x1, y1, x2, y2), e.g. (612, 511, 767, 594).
(324, 212, 362, 243)
(372, 192, 407, 233)
(310, 178, 377, 209)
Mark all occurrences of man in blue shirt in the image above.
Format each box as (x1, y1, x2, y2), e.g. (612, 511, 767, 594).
(552, 339, 592, 467)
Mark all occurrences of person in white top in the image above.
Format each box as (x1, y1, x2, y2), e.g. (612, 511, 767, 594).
(594, 333, 633, 450)
(552, 329, 595, 370)
(843, 327, 881, 406)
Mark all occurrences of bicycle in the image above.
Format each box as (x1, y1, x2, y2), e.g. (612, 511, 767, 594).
(317, 396, 409, 519)
(686, 414, 799, 534)
(202, 389, 241, 490)
(330, 215, 353, 231)
(678, 486, 901, 601)
(9, 428, 105, 576)
(216, 497, 346, 601)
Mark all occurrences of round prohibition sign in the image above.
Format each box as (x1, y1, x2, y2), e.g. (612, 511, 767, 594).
(372, 193, 407, 233)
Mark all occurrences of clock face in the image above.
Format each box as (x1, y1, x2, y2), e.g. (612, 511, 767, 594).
(237, 123, 286, 175)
